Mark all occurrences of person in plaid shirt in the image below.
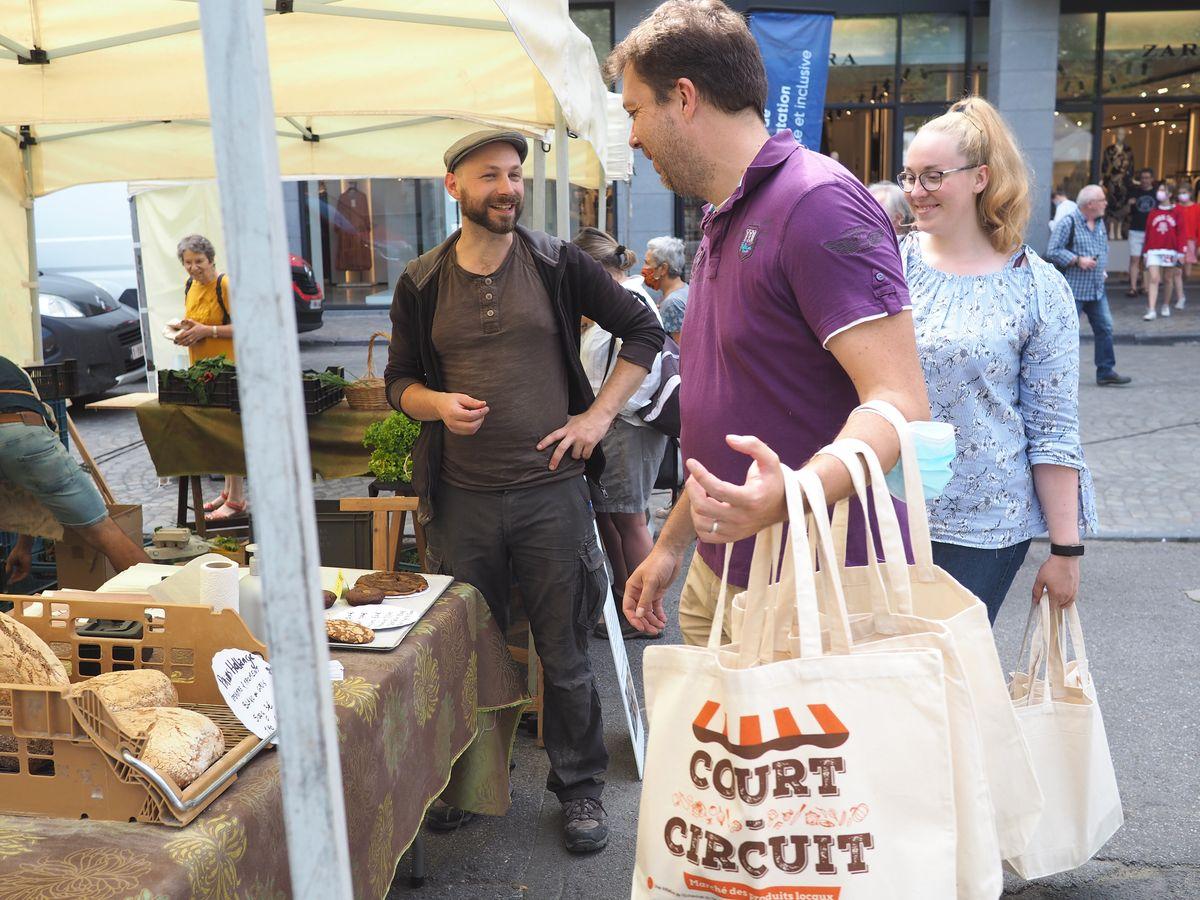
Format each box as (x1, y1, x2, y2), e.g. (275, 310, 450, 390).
(1047, 184, 1132, 386)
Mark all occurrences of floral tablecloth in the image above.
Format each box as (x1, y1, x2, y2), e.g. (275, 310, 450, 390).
(0, 583, 528, 900)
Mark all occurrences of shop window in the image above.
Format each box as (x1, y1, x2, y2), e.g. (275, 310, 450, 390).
(970, 16, 988, 97)
(1103, 11, 1200, 98)
(1058, 14, 1098, 101)
(827, 17, 897, 106)
(822, 108, 894, 185)
(674, 196, 706, 279)
(900, 14, 966, 103)
(1102, 102, 1197, 189)
(1052, 111, 1094, 201)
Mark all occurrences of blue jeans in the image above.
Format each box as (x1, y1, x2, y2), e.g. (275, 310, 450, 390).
(931, 539, 1032, 625)
(0, 421, 108, 528)
(1076, 296, 1116, 379)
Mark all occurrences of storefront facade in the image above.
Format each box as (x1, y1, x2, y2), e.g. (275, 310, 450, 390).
(288, 1, 1199, 304)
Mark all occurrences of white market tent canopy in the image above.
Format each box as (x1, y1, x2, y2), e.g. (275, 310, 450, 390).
(0, 0, 626, 363)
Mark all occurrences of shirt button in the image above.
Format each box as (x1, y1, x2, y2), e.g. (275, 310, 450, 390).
(486, 309, 495, 317)
(485, 293, 493, 300)
(874, 272, 886, 282)
(485, 278, 493, 285)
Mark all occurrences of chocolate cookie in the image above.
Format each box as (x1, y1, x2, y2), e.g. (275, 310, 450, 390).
(322, 590, 337, 609)
(354, 571, 428, 596)
(345, 586, 386, 607)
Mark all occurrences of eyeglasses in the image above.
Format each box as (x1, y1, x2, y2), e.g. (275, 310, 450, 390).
(896, 165, 980, 193)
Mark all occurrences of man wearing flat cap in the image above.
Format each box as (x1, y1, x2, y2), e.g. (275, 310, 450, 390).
(385, 129, 664, 852)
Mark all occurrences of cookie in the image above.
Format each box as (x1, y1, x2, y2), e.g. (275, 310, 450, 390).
(345, 587, 385, 607)
(326, 620, 375, 645)
(322, 590, 337, 610)
(354, 571, 428, 596)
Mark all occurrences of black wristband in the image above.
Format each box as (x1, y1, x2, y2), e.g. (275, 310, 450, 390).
(1050, 543, 1085, 558)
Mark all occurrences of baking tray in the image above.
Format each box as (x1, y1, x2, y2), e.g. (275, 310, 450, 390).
(325, 573, 452, 651)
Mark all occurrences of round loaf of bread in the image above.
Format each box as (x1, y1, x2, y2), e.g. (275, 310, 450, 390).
(115, 706, 225, 788)
(0, 612, 69, 687)
(322, 590, 337, 609)
(67, 668, 178, 712)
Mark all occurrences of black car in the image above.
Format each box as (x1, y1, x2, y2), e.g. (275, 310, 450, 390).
(39, 273, 146, 398)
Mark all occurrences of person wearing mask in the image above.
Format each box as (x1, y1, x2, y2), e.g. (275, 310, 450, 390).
(868, 181, 913, 236)
(384, 130, 663, 852)
(575, 228, 669, 641)
(1142, 183, 1186, 320)
(174, 234, 246, 522)
(1047, 185, 1131, 386)
(1173, 185, 1197, 309)
(609, 0, 930, 644)
(0, 356, 151, 583)
(900, 96, 1097, 623)
(1126, 168, 1157, 297)
(641, 236, 689, 343)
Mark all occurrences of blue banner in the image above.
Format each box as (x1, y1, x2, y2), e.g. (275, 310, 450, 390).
(750, 11, 834, 152)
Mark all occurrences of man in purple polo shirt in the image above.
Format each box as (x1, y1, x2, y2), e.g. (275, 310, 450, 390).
(608, 0, 932, 642)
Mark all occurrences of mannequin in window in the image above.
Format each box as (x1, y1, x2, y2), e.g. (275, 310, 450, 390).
(334, 181, 374, 274)
(1101, 128, 1134, 240)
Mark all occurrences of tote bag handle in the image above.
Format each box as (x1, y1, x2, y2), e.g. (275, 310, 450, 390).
(852, 399, 938, 580)
(1020, 596, 1092, 707)
(816, 439, 914, 617)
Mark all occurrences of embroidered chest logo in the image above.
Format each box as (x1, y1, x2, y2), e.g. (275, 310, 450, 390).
(739, 226, 760, 260)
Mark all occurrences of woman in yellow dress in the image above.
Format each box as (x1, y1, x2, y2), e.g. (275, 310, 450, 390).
(174, 234, 246, 521)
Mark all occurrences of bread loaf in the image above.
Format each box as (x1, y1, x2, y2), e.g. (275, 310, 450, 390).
(115, 707, 225, 788)
(66, 668, 178, 712)
(326, 619, 375, 644)
(0, 612, 69, 687)
(344, 586, 384, 607)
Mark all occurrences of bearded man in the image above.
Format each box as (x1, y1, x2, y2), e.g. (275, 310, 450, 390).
(384, 130, 664, 852)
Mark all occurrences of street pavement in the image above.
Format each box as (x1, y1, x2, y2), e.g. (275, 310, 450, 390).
(60, 309, 1199, 898)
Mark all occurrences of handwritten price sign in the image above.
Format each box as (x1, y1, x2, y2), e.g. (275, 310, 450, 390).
(213, 649, 278, 744)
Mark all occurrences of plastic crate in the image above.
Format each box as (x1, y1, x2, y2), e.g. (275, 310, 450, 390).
(157, 367, 237, 408)
(23, 360, 78, 401)
(0, 591, 269, 826)
(230, 366, 345, 416)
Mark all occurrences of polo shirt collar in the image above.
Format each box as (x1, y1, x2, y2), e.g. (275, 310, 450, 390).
(701, 131, 801, 231)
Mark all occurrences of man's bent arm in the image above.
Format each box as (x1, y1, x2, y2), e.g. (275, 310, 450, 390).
(589, 358, 650, 423)
(809, 310, 931, 502)
(400, 382, 444, 422)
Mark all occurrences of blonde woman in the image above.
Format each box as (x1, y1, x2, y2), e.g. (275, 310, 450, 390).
(899, 96, 1097, 623)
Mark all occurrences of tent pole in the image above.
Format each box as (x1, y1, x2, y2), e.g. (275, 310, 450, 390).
(554, 103, 570, 240)
(596, 169, 607, 235)
(197, 3, 353, 899)
(532, 136, 547, 233)
(127, 195, 155, 389)
(21, 141, 42, 365)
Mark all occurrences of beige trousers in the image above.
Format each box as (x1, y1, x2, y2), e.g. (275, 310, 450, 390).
(677, 552, 746, 647)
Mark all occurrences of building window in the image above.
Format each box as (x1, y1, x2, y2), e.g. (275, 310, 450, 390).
(570, 4, 615, 78)
(970, 15, 988, 97)
(827, 16, 898, 106)
(673, 196, 706, 279)
(1102, 11, 1200, 98)
(900, 14, 966, 103)
(1058, 14, 1098, 101)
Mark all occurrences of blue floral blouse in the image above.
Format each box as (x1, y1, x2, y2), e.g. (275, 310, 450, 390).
(901, 235, 1099, 549)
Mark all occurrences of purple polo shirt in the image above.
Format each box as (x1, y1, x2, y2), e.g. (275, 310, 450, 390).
(680, 132, 912, 586)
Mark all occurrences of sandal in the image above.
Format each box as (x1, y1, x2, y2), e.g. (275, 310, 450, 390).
(202, 490, 230, 513)
(205, 499, 248, 522)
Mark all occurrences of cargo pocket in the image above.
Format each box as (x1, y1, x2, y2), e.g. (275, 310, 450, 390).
(575, 533, 609, 630)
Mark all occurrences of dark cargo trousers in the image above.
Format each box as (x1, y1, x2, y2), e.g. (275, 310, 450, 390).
(423, 476, 610, 802)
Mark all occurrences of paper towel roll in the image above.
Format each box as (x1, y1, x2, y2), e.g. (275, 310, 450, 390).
(200, 559, 241, 612)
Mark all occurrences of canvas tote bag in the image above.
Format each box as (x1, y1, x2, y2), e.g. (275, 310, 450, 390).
(828, 400, 1043, 859)
(810, 442, 1002, 899)
(632, 467, 958, 899)
(1004, 598, 1123, 879)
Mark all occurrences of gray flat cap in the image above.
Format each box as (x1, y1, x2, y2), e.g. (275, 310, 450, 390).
(444, 130, 529, 172)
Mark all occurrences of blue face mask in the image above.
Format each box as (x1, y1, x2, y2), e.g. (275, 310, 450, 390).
(883, 420, 956, 502)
